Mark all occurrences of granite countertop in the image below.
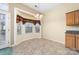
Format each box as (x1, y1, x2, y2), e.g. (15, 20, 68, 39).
(66, 31, 79, 34)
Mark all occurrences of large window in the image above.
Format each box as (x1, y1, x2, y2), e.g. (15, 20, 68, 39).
(25, 23, 33, 33)
(35, 23, 40, 33)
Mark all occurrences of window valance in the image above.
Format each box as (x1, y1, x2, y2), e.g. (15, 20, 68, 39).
(16, 15, 41, 25)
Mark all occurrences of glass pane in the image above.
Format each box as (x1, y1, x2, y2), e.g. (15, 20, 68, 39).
(17, 23, 22, 35)
(35, 23, 40, 33)
(25, 27, 32, 33)
(25, 23, 33, 33)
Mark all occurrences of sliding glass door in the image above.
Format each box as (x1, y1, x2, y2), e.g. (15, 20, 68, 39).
(0, 10, 9, 49)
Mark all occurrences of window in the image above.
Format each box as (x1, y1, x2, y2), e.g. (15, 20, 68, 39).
(17, 22, 22, 35)
(25, 23, 33, 33)
(35, 23, 40, 33)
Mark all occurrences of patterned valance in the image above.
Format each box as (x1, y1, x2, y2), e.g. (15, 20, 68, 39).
(16, 15, 41, 25)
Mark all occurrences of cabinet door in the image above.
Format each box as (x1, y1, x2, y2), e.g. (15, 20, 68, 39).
(76, 35, 79, 50)
(65, 34, 75, 49)
(66, 12, 75, 26)
(75, 10, 79, 25)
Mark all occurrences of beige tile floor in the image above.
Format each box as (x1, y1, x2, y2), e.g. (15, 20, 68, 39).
(13, 38, 79, 55)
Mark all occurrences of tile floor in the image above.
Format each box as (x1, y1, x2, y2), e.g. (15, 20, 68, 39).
(12, 38, 79, 55)
(0, 47, 12, 55)
(0, 38, 79, 55)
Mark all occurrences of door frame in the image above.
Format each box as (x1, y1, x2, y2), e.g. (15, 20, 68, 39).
(13, 8, 36, 46)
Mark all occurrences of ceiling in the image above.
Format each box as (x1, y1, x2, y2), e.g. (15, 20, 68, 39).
(23, 3, 60, 13)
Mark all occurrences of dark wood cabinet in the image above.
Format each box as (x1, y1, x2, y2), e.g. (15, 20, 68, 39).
(66, 10, 79, 26)
(65, 33, 75, 49)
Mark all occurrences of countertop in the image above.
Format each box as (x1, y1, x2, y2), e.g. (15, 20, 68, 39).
(66, 31, 79, 34)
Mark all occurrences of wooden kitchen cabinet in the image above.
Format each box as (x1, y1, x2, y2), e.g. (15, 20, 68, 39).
(65, 33, 75, 49)
(66, 11, 75, 26)
(66, 10, 79, 26)
(76, 35, 79, 50)
(75, 10, 79, 25)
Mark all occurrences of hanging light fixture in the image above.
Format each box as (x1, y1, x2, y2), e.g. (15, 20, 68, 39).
(34, 3, 39, 8)
(35, 5, 38, 7)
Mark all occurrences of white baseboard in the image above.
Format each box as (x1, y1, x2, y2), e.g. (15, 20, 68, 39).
(42, 38, 65, 45)
(11, 38, 42, 47)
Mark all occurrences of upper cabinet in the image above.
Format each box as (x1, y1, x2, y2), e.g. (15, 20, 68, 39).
(66, 10, 79, 26)
(75, 10, 79, 25)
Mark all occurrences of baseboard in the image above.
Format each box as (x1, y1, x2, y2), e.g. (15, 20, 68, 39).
(42, 38, 65, 46)
(11, 40, 26, 47)
(11, 38, 42, 47)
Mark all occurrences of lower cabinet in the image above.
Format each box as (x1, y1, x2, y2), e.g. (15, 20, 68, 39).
(65, 33, 75, 49)
(76, 35, 79, 50)
(65, 33, 79, 50)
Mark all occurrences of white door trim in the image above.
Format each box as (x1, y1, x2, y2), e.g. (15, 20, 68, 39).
(13, 8, 37, 46)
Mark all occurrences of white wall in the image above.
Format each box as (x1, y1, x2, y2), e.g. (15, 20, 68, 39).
(42, 3, 79, 44)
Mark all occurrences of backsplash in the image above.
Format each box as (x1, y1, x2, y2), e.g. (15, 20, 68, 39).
(66, 26, 79, 31)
